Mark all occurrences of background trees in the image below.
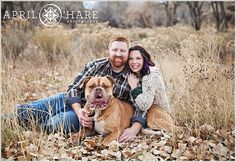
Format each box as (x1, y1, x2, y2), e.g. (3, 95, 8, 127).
(211, 1, 228, 32)
(186, 2, 204, 31)
(1, 1, 235, 31)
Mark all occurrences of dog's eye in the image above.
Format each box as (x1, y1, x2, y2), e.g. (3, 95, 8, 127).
(102, 83, 109, 89)
(89, 86, 94, 89)
(88, 83, 96, 89)
(103, 85, 109, 89)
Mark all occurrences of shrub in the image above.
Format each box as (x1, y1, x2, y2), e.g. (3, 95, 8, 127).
(2, 17, 32, 61)
(33, 25, 73, 63)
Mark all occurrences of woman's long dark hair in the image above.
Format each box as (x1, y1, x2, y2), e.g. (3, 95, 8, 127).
(140, 59, 151, 77)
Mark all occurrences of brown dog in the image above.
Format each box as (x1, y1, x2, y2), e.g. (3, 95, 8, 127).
(76, 76, 134, 146)
(72, 76, 178, 145)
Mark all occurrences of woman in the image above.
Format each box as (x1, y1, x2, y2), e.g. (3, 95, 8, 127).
(127, 45, 176, 132)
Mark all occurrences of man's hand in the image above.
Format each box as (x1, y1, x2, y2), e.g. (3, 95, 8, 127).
(118, 122, 142, 143)
(77, 109, 93, 129)
(72, 103, 93, 129)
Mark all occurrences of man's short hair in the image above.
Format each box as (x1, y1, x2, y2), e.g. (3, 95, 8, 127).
(108, 36, 130, 48)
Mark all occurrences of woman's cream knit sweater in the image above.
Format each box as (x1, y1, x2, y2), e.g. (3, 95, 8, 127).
(134, 66, 171, 113)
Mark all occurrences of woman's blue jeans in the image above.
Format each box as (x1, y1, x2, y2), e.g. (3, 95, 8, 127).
(16, 93, 80, 134)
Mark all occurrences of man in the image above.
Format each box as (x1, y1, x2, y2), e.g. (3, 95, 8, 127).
(16, 36, 146, 142)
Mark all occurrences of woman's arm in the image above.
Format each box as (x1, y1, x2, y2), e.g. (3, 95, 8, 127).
(118, 122, 142, 142)
(132, 69, 169, 112)
(131, 72, 157, 111)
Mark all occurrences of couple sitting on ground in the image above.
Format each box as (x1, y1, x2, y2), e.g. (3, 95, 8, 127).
(16, 36, 177, 143)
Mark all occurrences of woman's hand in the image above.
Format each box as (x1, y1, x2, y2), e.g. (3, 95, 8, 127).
(128, 74, 140, 90)
(118, 122, 142, 142)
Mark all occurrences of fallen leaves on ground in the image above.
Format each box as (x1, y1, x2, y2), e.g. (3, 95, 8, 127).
(2, 124, 235, 161)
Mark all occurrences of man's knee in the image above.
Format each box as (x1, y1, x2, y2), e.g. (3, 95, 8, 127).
(16, 104, 31, 120)
(16, 105, 30, 127)
(43, 120, 80, 134)
(44, 112, 80, 134)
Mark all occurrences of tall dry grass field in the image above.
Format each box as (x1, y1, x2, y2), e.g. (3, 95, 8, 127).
(1, 19, 235, 160)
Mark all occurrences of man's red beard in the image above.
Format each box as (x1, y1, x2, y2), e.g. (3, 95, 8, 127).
(111, 56, 126, 68)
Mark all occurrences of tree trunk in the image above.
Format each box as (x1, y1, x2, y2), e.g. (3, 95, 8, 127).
(187, 2, 204, 31)
(211, 2, 228, 32)
(164, 2, 180, 26)
(219, 2, 228, 31)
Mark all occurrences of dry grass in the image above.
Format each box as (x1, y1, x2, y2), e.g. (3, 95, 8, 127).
(2, 17, 32, 61)
(1, 21, 234, 160)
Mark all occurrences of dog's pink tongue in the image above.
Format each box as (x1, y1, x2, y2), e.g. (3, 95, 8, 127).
(94, 99, 106, 108)
(94, 99, 105, 104)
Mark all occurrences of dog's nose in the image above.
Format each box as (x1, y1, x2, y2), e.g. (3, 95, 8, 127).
(95, 87, 102, 93)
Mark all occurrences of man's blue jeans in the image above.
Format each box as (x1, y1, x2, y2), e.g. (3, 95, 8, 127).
(16, 93, 80, 134)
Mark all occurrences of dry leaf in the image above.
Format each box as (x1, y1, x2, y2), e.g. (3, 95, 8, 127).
(16, 155, 28, 161)
(80, 147, 88, 154)
(208, 140, 216, 148)
(137, 142, 148, 150)
(110, 151, 121, 160)
(84, 139, 97, 150)
(138, 152, 157, 161)
(25, 144, 38, 153)
(211, 132, 219, 141)
(183, 150, 194, 160)
(199, 140, 210, 151)
(195, 138, 203, 144)
(178, 143, 187, 152)
(163, 145, 172, 154)
(179, 156, 189, 160)
(101, 149, 121, 160)
(160, 150, 170, 159)
(200, 124, 215, 133)
(28, 152, 41, 158)
(220, 128, 228, 135)
(171, 149, 181, 158)
(188, 136, 196, 144)
(81, 157, 88, 161)
(177, 132, 184, 139)
(213, 143, 229, 156)
(155, 140, 167, 147)
(130, 150, 145, 160)
(42, 147, 55, 156)
(122, 150, 134, 158)
(108, 140, 121, 152)
(153, 149, 161, 155)
(226, 135, 235, 147)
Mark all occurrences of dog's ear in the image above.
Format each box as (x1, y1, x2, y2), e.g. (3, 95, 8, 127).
(79, 76, 92, 89)
(106, 76, 116, 85)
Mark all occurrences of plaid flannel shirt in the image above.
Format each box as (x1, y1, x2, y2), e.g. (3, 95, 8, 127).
(65, 58, 147, 126)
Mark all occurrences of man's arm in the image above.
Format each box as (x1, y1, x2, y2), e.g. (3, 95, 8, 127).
(65, 61, 97, 106)
(65, 60, 98, 128)
(130, 97, 147, 128)
(118, 93, 147, 143)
